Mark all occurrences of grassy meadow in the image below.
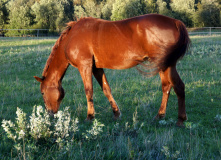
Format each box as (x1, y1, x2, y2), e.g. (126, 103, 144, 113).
(0, 35, 220, 159)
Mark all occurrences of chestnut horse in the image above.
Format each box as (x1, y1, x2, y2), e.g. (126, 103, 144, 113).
(34, 14, 190, 126)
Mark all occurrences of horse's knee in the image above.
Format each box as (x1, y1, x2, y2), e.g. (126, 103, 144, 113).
(85, 88, 93, 100)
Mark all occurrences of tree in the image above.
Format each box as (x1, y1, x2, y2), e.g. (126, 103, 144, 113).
(111, 0, 143, 21)
(0, 0, 10, 29)
(7, 0, 34, 30)
(32, 0, 58, 30)
(74, 5, 87, 19)
(142, 0, 157, 14)
(170, 0, 195, 27)
(83, 0, 102, 18)
(0, 0, 8, 29)
(56, 0, 73, 29)
(32, 0, 71, 31)
(156, 0, 173, 17)
(101, 0, 115, 20)
(194, 0, 220, 27)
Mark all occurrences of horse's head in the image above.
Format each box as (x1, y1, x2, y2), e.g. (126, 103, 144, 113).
(34, 76, 65, 115)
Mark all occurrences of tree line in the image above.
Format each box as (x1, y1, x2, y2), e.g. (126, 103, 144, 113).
(0, 0, 220, 32)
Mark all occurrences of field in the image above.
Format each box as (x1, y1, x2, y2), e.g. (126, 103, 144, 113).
(0, 35, 220, 159)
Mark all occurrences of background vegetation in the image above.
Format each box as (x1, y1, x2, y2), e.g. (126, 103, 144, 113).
(0, 0, 221, 33)
(0, 35, 220, 159)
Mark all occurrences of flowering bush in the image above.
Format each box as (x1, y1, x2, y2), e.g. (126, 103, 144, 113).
(1, 106, 79, 152)
(2, 107, 28, 142)
(29, 105, 52, 140)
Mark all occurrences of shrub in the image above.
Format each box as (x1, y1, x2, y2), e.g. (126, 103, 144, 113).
(2, 106, 79, 152)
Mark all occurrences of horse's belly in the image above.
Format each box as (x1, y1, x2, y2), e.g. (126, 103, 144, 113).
(95, 59, 137, 69)
(94, 51, 146, 69)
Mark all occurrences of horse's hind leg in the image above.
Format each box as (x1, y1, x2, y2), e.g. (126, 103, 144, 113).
(156, 66, 187, 126)
(155, 68, 172, 120)
(169, 66, 187, 126)
(92, 66, 121, 119)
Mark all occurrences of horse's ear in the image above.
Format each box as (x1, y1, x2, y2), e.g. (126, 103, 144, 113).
(34, 76, 43, 83)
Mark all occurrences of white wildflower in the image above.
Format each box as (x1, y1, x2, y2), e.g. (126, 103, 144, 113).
(54, 107, 71, 138)
(36, 105, 43, 117)
(56, 137, 62, 144)
(15, 107, 27, 134)
(29, 105, 51, 139)
(18, 130, 25, 140)
(14, 143, 22, 151)
(70, 118, 79, 133)
(84, 119, 104, 140)
(1, 120, 17, 141)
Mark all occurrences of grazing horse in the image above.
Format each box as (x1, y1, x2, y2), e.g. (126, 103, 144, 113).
(34, 14, 190, 126)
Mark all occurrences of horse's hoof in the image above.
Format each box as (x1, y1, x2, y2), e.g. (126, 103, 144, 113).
(154, 114, 165, 120)
(113, 110, 121, 120)
(176, 121, 185, 128)
(176, 117, 187, 128)
(85, 114, 95, 122)
(85, 118, 94, 123)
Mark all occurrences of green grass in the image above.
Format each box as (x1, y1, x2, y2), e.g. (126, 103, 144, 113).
(0, 36, 220, 159)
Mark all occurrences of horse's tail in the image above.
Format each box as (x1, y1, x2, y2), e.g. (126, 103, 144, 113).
(156, 20, 191, 72)
(138, 20, 190, 76)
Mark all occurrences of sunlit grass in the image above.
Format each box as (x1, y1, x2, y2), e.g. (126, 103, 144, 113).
(0, 36, 220, 159)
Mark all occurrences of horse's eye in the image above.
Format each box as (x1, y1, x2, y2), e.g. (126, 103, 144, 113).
(41, 92, 44, 95)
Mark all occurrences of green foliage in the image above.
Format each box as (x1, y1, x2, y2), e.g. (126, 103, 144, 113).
(194, 0, 220, 27)
(31, 0, 68, 31)
(7, 0, 33, 29)
(74, 5, 87, 19)
(156, 0, 173, 17)
(101, 0, 115, 20)
(83, 0, 102, 18)
(0, 10, 4, 29)
(170, 0, 195, 27)
(73, 0, 104, 19)
(142, 0, 157, 14)
(0, 0, 9, 29)
(111, 0, 143, 21)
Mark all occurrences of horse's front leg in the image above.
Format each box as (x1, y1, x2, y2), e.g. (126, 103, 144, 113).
(92, 66, 121, 119)
(78, 66, 95, 121)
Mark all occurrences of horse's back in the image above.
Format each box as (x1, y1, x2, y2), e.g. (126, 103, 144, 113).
(66, 14, 184, 70)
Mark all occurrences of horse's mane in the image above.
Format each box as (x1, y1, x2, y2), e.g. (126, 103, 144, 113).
(42, 21, 78, 77)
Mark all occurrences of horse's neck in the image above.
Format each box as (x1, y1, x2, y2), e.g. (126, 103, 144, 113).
(43, 47, 69, 87)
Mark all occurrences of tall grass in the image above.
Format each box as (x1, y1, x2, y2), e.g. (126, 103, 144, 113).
(0, 36, 220, 159)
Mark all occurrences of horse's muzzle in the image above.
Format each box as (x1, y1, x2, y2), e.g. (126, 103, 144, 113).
(47, 110, 55, 118)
